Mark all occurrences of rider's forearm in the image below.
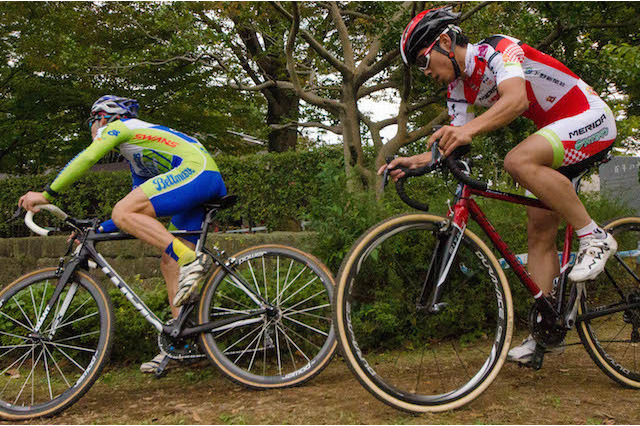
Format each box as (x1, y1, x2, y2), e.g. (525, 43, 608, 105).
(44, 122, 130, 200)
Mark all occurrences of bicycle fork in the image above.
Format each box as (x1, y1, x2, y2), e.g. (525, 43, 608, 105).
(417, 220, 467, 313)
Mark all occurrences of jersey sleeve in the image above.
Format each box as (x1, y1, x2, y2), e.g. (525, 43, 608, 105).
(485, 41, 525, 86)
(44, 120, 133, 200)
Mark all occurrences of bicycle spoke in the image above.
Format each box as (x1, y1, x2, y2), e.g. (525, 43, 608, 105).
(452, 341, 472, 381)
(214, 290, 253, 312)
(14, 348, 43, 405)
(12, 296, 35, 330)
(280, 259, 294, 305)
(38, 280, 49, 321)
(275, 323, 311, 363)
(0, 329, 32, 341)
(233, 323, 268, 364)
(276, 265, 308, 304)
(281, 314, 329, 337)
(278, 276, 319, 307)
(0, 345, 34, 378)
(281, 290, 328, 315)
(44, 310, 99, 335)
(0, 310, 33, 333)
(277, 320, 323, 352)
(285, 308, 331, 322)
(49, 345, 86, 373)
(222, 322, 264, 355)
(246, 260, 262, 297)
(246, 326, 264, 373)
(275, 322, 282, 376)
(41, 343, 70, 388)
(45, 341, 96, 353)
(42, 344, 53, 401)
(283, 324, 297, 370)
(55, 330, 101, 343)
(262, 256, 268, 302)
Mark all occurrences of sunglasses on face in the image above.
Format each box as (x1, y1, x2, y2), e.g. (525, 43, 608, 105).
(87, 113, 111, 128)
(416, 50, 432, 71)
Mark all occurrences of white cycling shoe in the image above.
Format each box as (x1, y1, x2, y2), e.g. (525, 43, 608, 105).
(140, 353, 172, 373)
(507, 335, 565, 365)
(568, 232, 617, 282)
(173, 253, 212, 307)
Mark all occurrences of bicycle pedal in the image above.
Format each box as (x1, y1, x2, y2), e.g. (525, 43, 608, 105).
(524, 345, 545, 371)
(154, 355, 171, 378)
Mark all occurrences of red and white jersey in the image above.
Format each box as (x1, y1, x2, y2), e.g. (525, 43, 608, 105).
(447, 35, 598, 129)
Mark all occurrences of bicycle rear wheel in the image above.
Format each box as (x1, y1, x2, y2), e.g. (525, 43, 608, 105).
(198, 245, 336, 388)
(0, 268, 113, 420)
(578, 217, 640, 387)
(334, 214, 513, 412)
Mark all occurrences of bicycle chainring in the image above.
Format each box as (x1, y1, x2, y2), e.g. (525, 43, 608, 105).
(157, 321, 205, 360)
(529, 302, 567, 348)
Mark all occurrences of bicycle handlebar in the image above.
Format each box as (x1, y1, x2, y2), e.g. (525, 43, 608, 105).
(24, 204, 69, 236)
(386, 132, 490, 211)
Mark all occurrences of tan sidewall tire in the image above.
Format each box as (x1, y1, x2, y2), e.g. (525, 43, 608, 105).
(0, 268, 113, 420)
(198, 244, 337, 388)
(577, 217, 640, 388)
(334, 214, 513, 412)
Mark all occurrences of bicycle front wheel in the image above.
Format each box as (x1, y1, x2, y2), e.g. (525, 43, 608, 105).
(578, 217, 640, 387)
(335, 214, 513, 413)
(198, 244, 336, 388)
(0, 268, 113, 420)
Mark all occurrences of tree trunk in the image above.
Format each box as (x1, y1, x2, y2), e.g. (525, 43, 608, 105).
(265, 87, 300, 152)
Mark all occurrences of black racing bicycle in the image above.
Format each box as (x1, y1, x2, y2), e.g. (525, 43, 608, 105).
(0, 195, 336, 420)
(334, 141, 640, 412)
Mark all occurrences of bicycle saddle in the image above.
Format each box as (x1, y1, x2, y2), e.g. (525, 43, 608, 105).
(203, 194, 238, 211)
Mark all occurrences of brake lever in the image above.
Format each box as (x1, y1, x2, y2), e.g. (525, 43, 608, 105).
(7, 206, 23, 224)
(379, 156, 397, 194)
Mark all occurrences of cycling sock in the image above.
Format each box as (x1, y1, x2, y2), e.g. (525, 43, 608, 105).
(576, 220, 606, 240)
(165, 239, 197, 267)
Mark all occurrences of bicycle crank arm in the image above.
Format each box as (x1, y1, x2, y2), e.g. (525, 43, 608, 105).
(564, 282, 585, 328)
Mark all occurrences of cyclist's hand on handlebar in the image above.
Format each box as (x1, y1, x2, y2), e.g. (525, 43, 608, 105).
(377, 153, 432, 182)
(427, 125, 473, 158)
(18, 191, 49, 213)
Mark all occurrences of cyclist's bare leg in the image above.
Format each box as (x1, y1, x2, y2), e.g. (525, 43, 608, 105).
(503, 134, 591, 230)
(526, 206, 561, 295)
(111, 187, 173, 250)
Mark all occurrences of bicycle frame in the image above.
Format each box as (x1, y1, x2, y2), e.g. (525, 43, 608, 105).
(33, 208, 271, 341)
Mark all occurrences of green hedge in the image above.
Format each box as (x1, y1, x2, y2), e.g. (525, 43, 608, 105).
(0, 147, 343, 238)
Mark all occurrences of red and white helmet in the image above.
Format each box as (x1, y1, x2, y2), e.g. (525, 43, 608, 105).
(400, 7, 461, 66)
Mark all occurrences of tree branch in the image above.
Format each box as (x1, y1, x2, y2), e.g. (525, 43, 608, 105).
(357, 81, 397, 99)
(283, 1, 343, 113)
(328, 1, 355, 71)
(459, 1, 492, 22)
(272, 1, 350, 76)
(270, 121, 343, 135)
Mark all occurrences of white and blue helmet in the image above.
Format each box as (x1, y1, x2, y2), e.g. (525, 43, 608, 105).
(88, 95, 139, 126)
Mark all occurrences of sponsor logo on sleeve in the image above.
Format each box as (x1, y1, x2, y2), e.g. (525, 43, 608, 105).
(107, 130, 120, 137)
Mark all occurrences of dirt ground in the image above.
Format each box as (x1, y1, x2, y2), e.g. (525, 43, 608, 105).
(11, 331, 640, 425)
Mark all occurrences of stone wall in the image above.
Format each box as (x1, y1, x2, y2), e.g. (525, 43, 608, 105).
(600, 156, 640, 214)
(0, 232, 319, 285)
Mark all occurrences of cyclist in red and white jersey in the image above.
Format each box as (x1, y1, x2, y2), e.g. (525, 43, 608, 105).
(381, 7, 618, 364)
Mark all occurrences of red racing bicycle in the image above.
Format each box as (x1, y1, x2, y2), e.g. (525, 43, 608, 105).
(334, 140, 640, 412)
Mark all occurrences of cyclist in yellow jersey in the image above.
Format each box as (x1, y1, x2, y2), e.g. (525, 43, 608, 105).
(18, 95, 227, 372)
